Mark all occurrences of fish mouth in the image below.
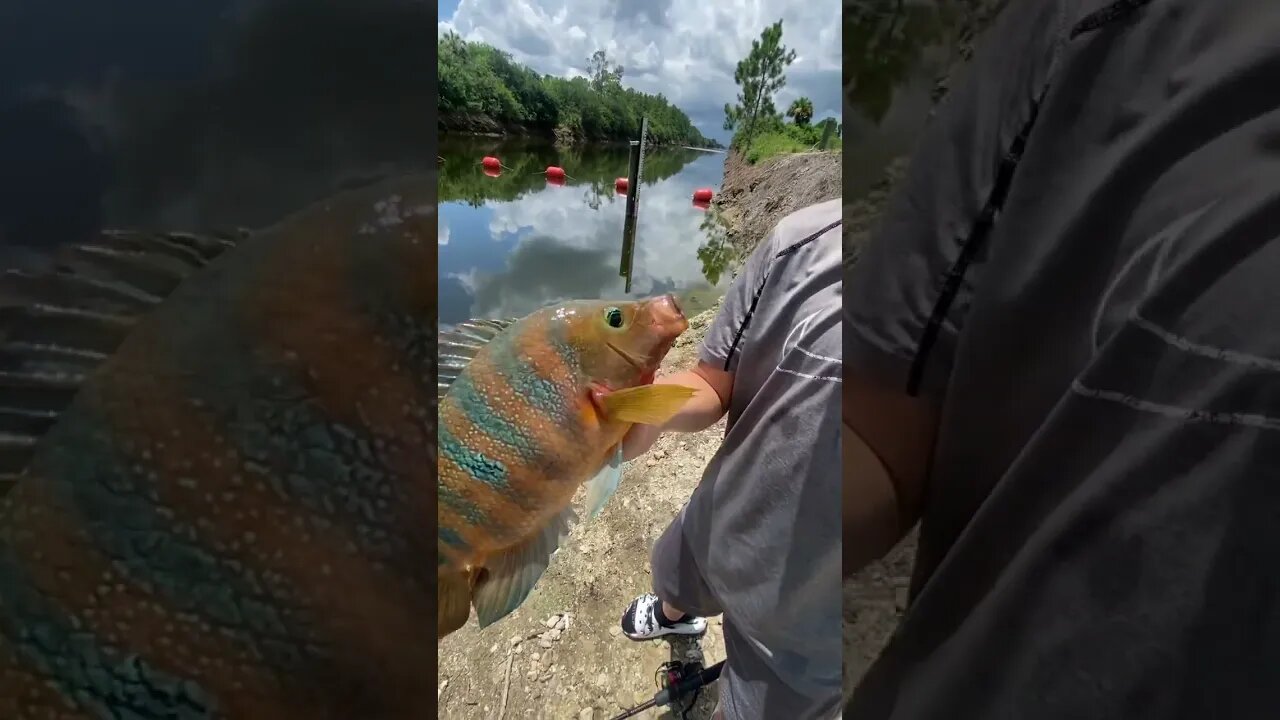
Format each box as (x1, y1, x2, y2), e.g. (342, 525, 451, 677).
(651, 293, 686, 326)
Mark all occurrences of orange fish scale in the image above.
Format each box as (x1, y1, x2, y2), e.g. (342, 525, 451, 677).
(438, 309, 628, 572)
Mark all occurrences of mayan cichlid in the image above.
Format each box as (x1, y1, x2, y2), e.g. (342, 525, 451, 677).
(436, 295, 694, 640)
(0, 175, 439, 718)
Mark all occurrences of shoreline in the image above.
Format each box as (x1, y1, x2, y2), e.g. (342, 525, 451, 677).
(711, 148, 842, 266)
(438, 116, 722, 151)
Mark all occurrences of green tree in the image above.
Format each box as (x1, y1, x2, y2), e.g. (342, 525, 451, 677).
(786, 96, 814, 125)
(587, 50, 624, 93)
(815, 116, 840, 138)
(723, 19, 797, 154)
(437, 35, 715, 146)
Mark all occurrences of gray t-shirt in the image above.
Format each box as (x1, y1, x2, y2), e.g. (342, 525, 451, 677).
(846, 1, 1280, 718)
(682, 198, 843, 711)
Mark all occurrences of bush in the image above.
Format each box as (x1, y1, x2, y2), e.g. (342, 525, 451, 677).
(736, 118, 841, 163)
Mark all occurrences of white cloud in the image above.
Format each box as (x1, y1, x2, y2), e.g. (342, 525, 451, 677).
(439, 0, 842, 141)
(446, 157, 726, 319)
(438, 218, 450, 245)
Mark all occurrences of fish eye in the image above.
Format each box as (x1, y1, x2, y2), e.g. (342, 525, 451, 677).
(604, 307, 624, 328)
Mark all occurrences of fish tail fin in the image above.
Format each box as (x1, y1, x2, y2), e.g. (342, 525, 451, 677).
(472, 506, 575, 628)
(438, 570, 473, 640)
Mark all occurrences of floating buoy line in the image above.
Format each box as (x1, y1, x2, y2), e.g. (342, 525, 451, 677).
(479, 155, 576, 185)
(476, 155, 715, 207)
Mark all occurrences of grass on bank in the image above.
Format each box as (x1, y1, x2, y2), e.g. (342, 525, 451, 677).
(737, 118, 843, 164)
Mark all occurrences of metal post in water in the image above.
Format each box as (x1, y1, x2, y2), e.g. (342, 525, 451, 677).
(819, 118, 835, 150)
(619, 139, 641, 293)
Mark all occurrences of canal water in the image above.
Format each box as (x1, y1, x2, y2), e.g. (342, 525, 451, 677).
(842, 0, 975, 196)
(437, 136, 731, 327)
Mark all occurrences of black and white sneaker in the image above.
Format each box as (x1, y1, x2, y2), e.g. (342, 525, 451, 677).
(620, 593, 707, 640)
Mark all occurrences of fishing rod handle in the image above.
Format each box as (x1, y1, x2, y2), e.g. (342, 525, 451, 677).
(655, 660, 726, 707)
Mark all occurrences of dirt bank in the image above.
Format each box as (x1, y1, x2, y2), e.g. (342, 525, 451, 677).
(712, 149, 842, 264)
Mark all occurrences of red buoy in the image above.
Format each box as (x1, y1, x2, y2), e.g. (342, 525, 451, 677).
(483, 167, 502, 178)
(692, 198, 711, 211)
(692, 188, 714, 203)
(615, 177, 629, 195)
(546, 166, 566, 181)
(482, 156, 501, 170)
(546, 175, 566, 187)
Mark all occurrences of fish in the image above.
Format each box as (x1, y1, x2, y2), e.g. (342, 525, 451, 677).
(0, 175, 439, 718)
(436, 295, 694, 639)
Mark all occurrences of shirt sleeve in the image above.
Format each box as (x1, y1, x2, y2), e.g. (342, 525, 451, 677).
(843, 0, 1065, 398)
(699, 225, 779, 373)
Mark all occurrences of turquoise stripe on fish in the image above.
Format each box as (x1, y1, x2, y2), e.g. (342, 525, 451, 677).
(439, 423, 509, 489)
(439, 527, 468, 551)
(448, 370, 541, 464)
(489, 336, 576, 430)
(438, 475, 489, 527)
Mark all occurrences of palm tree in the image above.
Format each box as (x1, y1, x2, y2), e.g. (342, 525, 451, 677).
(786, 96, 814, 126)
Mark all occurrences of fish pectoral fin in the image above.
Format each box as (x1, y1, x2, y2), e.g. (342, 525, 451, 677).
(584, 444, 624, 519)
(598, 384, 697, 425)
(438, 571, 473, 640)
(472, 506, 575, 628)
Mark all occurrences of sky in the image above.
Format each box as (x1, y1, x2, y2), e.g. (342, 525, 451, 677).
(437, 0, 842, 143)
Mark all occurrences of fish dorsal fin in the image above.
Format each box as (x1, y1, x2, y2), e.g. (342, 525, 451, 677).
(437, 317, 518, 398)
(0, 229, 248, 487)
(472, 504, 576, 628)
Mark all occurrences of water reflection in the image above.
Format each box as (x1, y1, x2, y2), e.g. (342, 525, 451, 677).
(438, 137, 731, 325)
(696, 207, 736, 287)
(0, 0, 435, 245)
(0, 98, 109, 262)
(841, 0, 967, 196)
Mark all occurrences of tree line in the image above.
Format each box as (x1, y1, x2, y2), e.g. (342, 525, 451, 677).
(438, 33, 716, 147)
(723, 19, 842, 162)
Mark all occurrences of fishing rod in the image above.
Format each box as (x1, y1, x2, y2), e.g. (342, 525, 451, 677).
(607, 659, 725, 720)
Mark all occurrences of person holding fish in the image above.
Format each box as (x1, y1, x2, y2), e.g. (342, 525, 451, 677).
(436, 295, 698, 637)
(608, 199, 844, 720)
(841, 1, 1280, 718)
